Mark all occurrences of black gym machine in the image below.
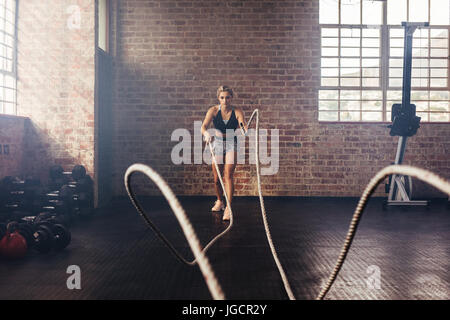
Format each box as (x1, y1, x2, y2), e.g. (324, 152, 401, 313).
(384, 22, 430, 208)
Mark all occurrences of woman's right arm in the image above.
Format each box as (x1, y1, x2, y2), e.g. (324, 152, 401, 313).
(201, 106, 216, 142)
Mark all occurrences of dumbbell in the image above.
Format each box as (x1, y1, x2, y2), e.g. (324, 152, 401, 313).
(49, 164, 86, 182)
(33, 211, 70, 228)
(11, 221, 71, 253)
(61, 178, 94, 218)
(42, 183, 76, 223)
(1, 177, 44, 214)
(36, 221, 71, 252)
(71, 165, 86, 181)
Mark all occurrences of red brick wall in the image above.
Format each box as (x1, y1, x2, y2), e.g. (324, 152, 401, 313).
(16, 0, 96, 184)
(112, 0, 450, 198)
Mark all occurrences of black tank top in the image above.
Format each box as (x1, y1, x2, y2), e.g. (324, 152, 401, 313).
(212, 105, 239, 134)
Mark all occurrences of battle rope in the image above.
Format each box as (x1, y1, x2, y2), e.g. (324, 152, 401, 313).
(125, 111, 450, 300)
(124, 108, 295, 299)
(316, 165, 450, 300)
(124, 163, 225, 299)
(247, 109, 296, 300)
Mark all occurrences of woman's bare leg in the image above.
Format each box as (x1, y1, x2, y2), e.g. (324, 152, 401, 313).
(212, 155, 224, 202)
(222, 151, 237, 220)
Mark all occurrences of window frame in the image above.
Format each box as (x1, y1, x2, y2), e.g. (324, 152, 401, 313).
(319, 0, 450, 123)
(0, 0, 17, 115)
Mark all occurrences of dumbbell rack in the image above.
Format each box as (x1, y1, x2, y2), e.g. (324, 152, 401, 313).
(0, 164, 92, 257)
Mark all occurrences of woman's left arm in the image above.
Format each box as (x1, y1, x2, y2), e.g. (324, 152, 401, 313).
(235, 108, 248, 135)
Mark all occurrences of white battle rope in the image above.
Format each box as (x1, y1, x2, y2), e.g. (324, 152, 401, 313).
(317, 165, 450, 300)
(124, 163, 225, 299)
(124, 110, 450, 300)
(247, 109, 296, 300)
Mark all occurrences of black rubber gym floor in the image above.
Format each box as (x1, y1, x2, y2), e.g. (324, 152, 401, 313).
(0, 196, 449, 300)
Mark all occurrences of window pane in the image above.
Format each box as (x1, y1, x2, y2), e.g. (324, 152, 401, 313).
(341, 58, 360, 67)
(412, 68, 428, 77)
(319, 90, 339, 100)
(362, 112, 382, 121)
(319, 100, 339, 111)
(431, 48, 448, 57)
(341, 90, 361, 100)
(430, 91, 449, 100)
(362, 48, 380, 56)
(4, 88, 14, 101)
(362, 68, 379, 77)
(319, 111, 339, 121)
(430, 113, 449, 121)
(5, 74, 14, 88)
(362, 90, 382, 100)
(341, 68, 360, 77)
(322, 28, 339, 37)
(415, 101, 429, 111)
(412, 78, 428, 86)
(341, 38, 360, 47)
(322, 58, 339, 67)
(430, 78, 448, 86)
(431, 69, 447, 77)
(390, 68, 403, 77)
(388, 0, 407, 25)
(320, 0, 339, 24)
(362, 100, 382, 110)
(340, 111, 361, 121)
(387, 91, 403, 100)
(390, 48, 404, 56)
(322, 78, 339, 86)
(390, 78, 403, 86)
(413, 38, 429, 48)
(430, 101, 449, 111)
(3, 103, 14, 115)
(341, 0, 361, 24)
(362, 28, 380, 37)
(341, 47, 361, 56)
(387, 111, 392, 120)
(362, 38, 380, 47)
(390, 28, 405, 37)
(362, 0, 382, 25)
(409, 0, 429, 22)
(322, 47, 339, 56)
(390, 38, 404, 47)
(362, 78, 379, 86)
(417, 112, 429, 121)
(321, 68, 339, 77)
(431, 38, 448, 47)
(412, 58, 429, 67)
(412, 91, 429, 100)
(362, 58, 379, 67)
(341, 28, 361, 37)
(341, 100, 360, 110)
(430, 0, 450, 25)
(322, 37, 339, 47)
(430, 59, 448, 67)
(431, 29, 448, 37)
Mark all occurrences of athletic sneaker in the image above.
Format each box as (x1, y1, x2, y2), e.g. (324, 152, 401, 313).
(223, 207, 231, 221)
(211, 199, 225, 211)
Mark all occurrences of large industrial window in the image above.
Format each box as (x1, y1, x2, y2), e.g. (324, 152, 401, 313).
(319, 0, 450, 122)
(0, 0, 16, 115)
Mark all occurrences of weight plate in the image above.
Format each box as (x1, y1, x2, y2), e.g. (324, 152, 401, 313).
(52, 224, 71, 251)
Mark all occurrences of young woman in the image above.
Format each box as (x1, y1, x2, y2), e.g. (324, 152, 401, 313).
(201, 86, 247, 221)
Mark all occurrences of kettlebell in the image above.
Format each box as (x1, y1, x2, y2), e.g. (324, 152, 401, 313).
(0, 223, 28, 259)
